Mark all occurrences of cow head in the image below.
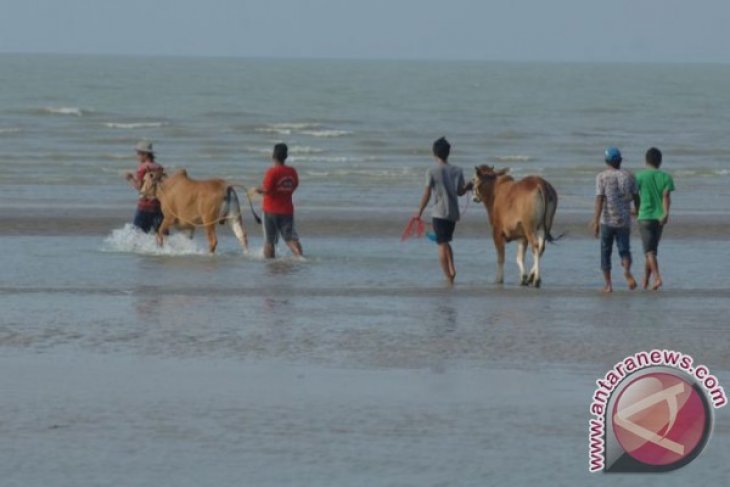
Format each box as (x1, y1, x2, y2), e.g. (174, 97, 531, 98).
(472, 165, 510, 203)
(139, 170, 164, 199)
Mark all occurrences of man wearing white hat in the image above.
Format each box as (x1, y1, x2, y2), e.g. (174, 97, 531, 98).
(126, 141, 164, 233)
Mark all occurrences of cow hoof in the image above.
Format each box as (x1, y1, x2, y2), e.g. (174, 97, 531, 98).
(520, 276, 529, 286)
(527, 273, 535, 284)
(494, 279, 504, 285)
(533, 278, 542, 288)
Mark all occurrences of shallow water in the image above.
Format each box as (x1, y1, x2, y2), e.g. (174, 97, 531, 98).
(2, 229, 730, 485)
(3, 55, 730, 485)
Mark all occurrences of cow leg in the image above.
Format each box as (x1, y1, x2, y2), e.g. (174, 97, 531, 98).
(157, 216, 175, 247)
(230, 215, 249, 254)
(516, 239, 528, 285)
(493, 234, 505, 285)
(205, 224, 218, 254)
(528, 236, 542, 288)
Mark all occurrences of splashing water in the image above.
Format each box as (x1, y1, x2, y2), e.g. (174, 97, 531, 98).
(101, 224, 207, 256)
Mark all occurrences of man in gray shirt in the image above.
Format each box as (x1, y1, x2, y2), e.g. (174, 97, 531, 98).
(417, 137, 472, 284)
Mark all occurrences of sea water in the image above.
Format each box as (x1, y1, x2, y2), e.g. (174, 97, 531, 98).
(1, 55, 729, 486)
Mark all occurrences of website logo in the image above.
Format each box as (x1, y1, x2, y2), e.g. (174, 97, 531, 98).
(588, 350, 727, 473)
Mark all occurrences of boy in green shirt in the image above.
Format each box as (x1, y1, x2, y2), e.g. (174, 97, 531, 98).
(635, 147, 675, 290)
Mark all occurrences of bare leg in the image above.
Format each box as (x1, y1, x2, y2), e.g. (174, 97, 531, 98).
(264, 242, 275, 259)
(602, 270, 613, 293)
(286, 240, 303, 257)
(647, 252, 662, 290)
(622, 257, 637, 290)
(446, 244, 456, 282)
(438, 243, 455, 284)
(642, 259, 652, 290)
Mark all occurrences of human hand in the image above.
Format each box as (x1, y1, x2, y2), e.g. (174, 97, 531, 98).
(590, 220, 599, 239)
(125, 172, 134, 181)
(660, 215, 668, 226)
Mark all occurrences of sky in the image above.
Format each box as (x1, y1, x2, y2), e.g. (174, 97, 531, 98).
(1, 0, 729, 63)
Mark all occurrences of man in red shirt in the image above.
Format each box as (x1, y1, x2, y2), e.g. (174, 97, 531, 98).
(256, 143, 302, 259)
(125, 141, 164, 233)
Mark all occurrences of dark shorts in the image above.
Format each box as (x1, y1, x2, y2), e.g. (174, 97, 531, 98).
(600, 224, 631, 272)
(264, 212, 298, 245)
(638, 219, 664, 255)
(133, 208, 163, 234)
(432, 218, 456, 244)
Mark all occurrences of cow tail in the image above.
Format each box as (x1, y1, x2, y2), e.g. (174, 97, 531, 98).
(541, 182, 563, 252)
(220, 187, 242, 225)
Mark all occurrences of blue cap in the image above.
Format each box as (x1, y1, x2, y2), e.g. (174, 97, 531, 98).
(604, 147, 622, 164)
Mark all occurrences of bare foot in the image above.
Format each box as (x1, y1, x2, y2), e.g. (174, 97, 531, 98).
(652, 279, 663, 291)
(602, 285, 613, 294)
(625, 272, 637, 290)
(642, 274, 650, 290)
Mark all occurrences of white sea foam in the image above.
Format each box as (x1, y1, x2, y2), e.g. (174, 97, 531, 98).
(256, 127, 293, 135)
(290, 156, 352, 163)
(101, 224, 207, 256)
(289, 145, 325, 154)
(494, 155, 533, 162)
(269, 123, 322, 130)
(0, 127, 22, 134)
(43, 106, 87, 116)
(300, 129, 351, 138)
(104, 122, 166, 129)
(255, 123, 349, 138)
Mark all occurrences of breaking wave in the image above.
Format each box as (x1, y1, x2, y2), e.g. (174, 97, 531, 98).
(41, 106, 88, 116)
(104, 122, 167, 129)
(301, 129, 351, 138)
(256, 123, 351, 138)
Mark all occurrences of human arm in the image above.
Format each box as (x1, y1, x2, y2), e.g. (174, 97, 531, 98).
(660, 191, 671, 226)
(591, 175, 605, 237)
(591, 196, 604, 238)
(417, 186, 431, 219)
(456, 170, 473, 196)
(257, 169, 274, 194)
(126, 168, 142, 190)
(632, 193, 640, 217)
(457, 179, 473, 196)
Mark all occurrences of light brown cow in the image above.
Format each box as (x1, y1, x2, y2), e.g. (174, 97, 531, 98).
(473, 165, 559, 287)
(141, 169, 255, 254)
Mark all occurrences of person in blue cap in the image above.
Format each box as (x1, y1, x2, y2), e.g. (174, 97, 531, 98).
(591, 147, 639, 293)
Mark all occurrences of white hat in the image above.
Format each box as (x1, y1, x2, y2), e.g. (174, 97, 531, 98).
(135, 140, 154, 154)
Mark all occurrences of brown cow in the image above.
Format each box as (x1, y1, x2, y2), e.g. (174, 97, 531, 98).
(141, 169, 254, 254)
(472, 165, 559, 287)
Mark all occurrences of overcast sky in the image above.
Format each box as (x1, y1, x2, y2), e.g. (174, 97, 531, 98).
(1, 0, 729, 62)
